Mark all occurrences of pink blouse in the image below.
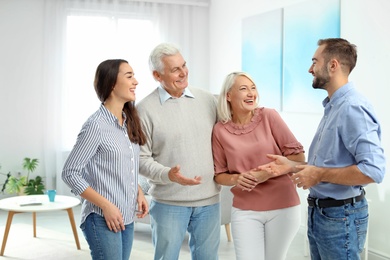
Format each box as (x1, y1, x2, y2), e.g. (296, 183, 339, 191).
(212, 107, 304, 211)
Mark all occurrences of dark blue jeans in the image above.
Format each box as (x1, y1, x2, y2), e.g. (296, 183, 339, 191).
(81, 213, 134, 260)
(308, 198, 368, 260)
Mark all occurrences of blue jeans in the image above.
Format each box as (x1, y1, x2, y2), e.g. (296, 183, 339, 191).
(150, 200, 220, 260)
(81, 213, 134, 260)
(308, 198, 368, 260)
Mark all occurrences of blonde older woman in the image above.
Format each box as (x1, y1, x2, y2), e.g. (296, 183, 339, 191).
(212, 72, 305, 260)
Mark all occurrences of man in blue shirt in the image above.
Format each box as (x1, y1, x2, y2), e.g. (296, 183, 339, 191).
(261, 38, 386, 259)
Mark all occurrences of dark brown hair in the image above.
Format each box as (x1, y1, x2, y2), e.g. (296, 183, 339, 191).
(94, 59, 146, 145)
(318, 38, 357, 74)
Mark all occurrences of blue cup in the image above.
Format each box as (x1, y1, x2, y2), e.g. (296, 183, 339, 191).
(47, 189, 56, 202)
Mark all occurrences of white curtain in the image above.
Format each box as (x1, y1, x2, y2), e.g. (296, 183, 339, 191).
(42, 0, 209, 195)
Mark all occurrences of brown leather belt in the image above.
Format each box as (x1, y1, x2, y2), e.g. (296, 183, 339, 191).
(307, 191, 365, 208)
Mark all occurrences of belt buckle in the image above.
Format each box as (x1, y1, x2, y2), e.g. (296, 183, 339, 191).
(307, 197, 319, 207)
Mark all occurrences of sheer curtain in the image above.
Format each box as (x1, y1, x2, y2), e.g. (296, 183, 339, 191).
(42, 0, 209, 195)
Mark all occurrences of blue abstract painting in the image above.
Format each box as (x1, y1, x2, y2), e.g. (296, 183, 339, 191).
(242, 9, 283, 111)
(242, 0, 340, 113)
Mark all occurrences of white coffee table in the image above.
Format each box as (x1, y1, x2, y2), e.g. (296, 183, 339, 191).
(0, 194, 81, 256)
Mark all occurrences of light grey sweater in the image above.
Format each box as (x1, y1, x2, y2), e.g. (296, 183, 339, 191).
(137, 87, 220, 207)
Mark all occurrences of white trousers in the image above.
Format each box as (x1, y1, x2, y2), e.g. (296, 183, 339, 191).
(231, 205, 301, 260)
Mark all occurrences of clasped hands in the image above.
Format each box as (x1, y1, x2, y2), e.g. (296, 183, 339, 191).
(255, 154, 321, 190)
(235, 168, 276, 191)
(237, 154, 321, 191)
(167, 156, 320, 191)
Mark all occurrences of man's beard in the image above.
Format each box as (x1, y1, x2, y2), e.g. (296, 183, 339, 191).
(312, 67, 330, 90)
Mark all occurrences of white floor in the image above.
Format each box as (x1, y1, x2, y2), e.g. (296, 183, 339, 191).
(0, 205, 310, 259)
(132, 222, 309, 260)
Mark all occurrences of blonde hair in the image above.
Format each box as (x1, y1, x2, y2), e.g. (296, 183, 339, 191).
(217, 72, 258, 123)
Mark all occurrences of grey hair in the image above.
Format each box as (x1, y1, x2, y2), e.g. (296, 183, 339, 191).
(149, 43, 181, 75)
(217, 71, 258, 123)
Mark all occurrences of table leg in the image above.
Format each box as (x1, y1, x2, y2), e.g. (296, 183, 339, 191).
(224, 223, 232, 242)
(65, 208, 81, 250)
(1, 211, 16, 256)
(33, 212, 37, 237)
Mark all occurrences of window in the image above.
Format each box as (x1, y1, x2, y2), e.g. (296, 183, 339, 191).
(63, 14, 160, 150)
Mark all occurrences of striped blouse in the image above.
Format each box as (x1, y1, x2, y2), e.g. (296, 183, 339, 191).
(62, 104, 139, 225)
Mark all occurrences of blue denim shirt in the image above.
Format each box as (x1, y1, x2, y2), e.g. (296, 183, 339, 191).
(308, 82, 386, 199)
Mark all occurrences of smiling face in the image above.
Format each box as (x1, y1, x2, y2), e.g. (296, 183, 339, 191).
(110, 62, 138, 103)
(227, 75, 258, 114)
(153, 53, 188, 98)
(308, 45, 330, 90)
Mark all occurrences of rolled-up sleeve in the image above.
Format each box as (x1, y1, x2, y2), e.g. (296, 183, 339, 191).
(344, 104, 386, 183)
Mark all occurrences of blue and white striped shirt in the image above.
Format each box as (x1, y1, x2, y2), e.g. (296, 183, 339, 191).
(62, 104, 139, 225)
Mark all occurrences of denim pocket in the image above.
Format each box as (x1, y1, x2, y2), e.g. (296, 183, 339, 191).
(319, 206, 347, 222)
(355, 215, 369, 253)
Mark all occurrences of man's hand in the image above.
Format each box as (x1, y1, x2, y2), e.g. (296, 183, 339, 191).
(168, 165, 202, 186)
(291, 165, 322, 190)
(257, 154, 296, 175)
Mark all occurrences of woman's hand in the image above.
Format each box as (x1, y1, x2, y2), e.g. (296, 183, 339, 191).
(235, 171, 258, 191)
(80, 187, 124, 233)
(136, 185, 149, 218)
(101, 202, 125, 233)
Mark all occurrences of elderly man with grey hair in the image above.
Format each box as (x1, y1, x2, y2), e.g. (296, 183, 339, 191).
(136, 42, 220, 260)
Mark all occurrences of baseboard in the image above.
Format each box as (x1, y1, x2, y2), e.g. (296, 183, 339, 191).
(368, 249, 390, 260)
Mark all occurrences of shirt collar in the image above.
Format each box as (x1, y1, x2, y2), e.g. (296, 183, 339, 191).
(322, 82, 354, 107)
(100, 103, 127, 125)
(158, 85, 195, 104)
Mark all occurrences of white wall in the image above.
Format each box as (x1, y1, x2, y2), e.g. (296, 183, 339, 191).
(209, 0, 390, 258)
(0, 1, 46, 184)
